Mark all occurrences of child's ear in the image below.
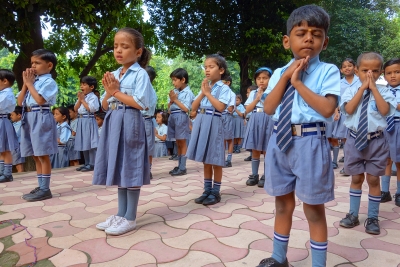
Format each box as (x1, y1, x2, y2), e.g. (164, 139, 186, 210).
(181, 78, 186, 84)
(355, 67, 359, 76)
(322, 36, 329, 50)
(90, 85, 95, 91)
(283, 35, 291, 50)
(47, 62, 54, 71)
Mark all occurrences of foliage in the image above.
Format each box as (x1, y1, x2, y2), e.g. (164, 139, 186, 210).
(0, 49, 19, 94)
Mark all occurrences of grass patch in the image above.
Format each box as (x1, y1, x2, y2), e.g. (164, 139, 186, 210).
(45, 230, 53, 238)
(0, 251, 19, 267)
(0, 235, 15, 250)
(22, 259, 56, 267)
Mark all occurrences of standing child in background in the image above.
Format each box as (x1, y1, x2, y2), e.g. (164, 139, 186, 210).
(74, 76, 100, 172)
(154, 111, 168, 157)
(93, 27, 152, 235)
(233, 94, 245, 153)
(380, 58, 400, 206)
(0, 69, 19, 183)
(167, 68, 194, 176)
(10, 106, 25, 173)
(243, 85, 258, 161)
(95, 112, 105, 138)
(242, 67, 274, 188)
(339, 52, 395, 236)
(51, 107, 72, 168)
(67, 105, 80, 166)
(187, 53, 230, 206)
(222, 76, 236, 167)
(17, 49, 58, 201)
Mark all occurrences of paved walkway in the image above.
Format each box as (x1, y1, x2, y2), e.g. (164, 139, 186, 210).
(0, 150, 399, 267)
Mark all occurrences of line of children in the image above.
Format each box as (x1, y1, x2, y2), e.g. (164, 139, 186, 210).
(222, 76, 236, 167)
(10, 106, 25, 173)
(51, 107, 72, 168)
(154, 111, 168, 157)
(67, 105, 80, 166)
(233, 94, 245, 153)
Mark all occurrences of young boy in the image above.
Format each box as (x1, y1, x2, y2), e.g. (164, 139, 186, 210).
(10, 106, 25, 173)
(167, 68, 194, 176)
(0, 69, 19, 183)
(17, 49, 58, 201)
(95, 112, 105, 138)
(260, 5, 340, 267)
(380, 58, 400, 207)
(340, 52, 396, 235)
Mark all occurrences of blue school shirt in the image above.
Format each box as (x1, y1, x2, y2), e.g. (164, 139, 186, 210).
(24, 74, 58, 106)
(266, 56, 341, 123)
(58, 122, 72, 144)
(98, 126, 102, 137)
(225, 90, 236, 112)
(169, 86, 195, 110)
(233, 104, 245, 117)
(141, 83, 157, 117)
(244, 89, 267, 108)
(340, 75, 359, 97)
(102, 63, 152, 110)
(341, 80, 396, 132)
(13, 121, 22, 142)
(194, 80, 230, 109)
(389, 85, 400, 117)
(76, 92, 99, 114)
(0, 87, 16, 114)
(69, 119, 77, 139)
(155, 123, 168, 142)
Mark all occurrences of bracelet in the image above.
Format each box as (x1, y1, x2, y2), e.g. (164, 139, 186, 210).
(112, 91, 120, 97)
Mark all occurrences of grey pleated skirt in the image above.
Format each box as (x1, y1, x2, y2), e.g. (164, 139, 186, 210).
(222, 113, 234, 140)
(0, 117, 18, 153)
(242, 112, 273, 151)
(74, 117, 99, 151)
(233, 115, 244, 138)
(50, 145, 69, 168)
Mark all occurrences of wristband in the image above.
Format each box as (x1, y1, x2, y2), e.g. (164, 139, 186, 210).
(112, 91, 120, 97)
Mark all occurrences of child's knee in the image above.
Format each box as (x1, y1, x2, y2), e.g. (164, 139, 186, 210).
(304, 204, 326, 224)
(366, 174, 380, 188)
(351, 174, 365, 185)
(275, 195, 295, 215)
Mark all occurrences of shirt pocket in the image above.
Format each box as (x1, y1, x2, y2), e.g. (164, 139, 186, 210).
(369, 100, 382, 119)
(120, 85, 134, 96)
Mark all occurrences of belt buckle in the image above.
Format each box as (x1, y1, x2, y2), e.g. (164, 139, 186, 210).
(256, 108, 263, 113)
(291, 125, 302, 136)
(26, 107, 31, 112)
(200, 108, 206, 114)
(110, 103, 117, 110)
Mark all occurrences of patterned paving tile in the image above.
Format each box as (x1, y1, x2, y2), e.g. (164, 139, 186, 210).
(71, 238, 126, 264)
(158, 251, 221, 267)
(91, 250, 156, 267)
(191, 238, 248, 262)
(130, 239, 187, 263)
(48, 249, 88, 267)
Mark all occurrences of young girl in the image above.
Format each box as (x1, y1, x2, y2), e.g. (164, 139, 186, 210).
(233, 94, 245, 153)
(154, 111, 168, 158)
(51, 107, 72, 168)
(242, 67, 274, 188)
(67, 105, 80, 166)
(95, 112, 105, 138)
(243, 85, 258, 161)
(74, 76, 100, 172)
(187, 53, 231, 206)
(93, 27, 152, 236)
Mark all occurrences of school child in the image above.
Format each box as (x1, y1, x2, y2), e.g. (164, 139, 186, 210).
(258, 6, 341, 267)
(187, 53, 231, 206)
(10, 106, 25, 173)
(154, 111, 168, 157)
(51, 107, 72, 168)
(0, 69, 19, 183)
(339, 52, 396, 236)
(233, 94, 245, 153)
(221, 76, 236, 167)
(379, 58, 400, 206)
(93, 27, 153, 235)
(74, 76, 100, 172)
(243, 85, 258, 162)
(67, 105, 80, 166)
(17, 49, 58, 201)
(242, 67, 274, 187)
(95, 112, 105, 138)
(167, 68, 195, 176)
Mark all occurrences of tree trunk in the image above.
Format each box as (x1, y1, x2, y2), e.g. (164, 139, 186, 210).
(12, 4, 44, 90)
(239, 54, 252, 102)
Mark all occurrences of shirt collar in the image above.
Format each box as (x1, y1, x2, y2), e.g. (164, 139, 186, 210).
(1, 87, 13, 93)
(212, 80, 224, 89)
(388, 84, 400, 90)
(178, 86, 190, 93)
(36, 74, 52, 80)
(58, 121, 68, 127)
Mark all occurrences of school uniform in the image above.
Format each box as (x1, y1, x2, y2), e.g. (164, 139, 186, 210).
(233, 103, 245, 138)
(67, 118, 80, 161)
(93, 63, 152, 187)
(154, 123, 168, 157)
(141, 85, 157, 157)
(0, 88, 18, 153)
(383, 85, 400, 162)
(264, 56, 340, 205)
(12, 120, 25, 165)
(98, 126, 102, 137)
(167, 86, 194, 140)
(51, 121, 72, 168)
(222, 89, 236, 140)
(341, 81, 396, 177)
(20, 74, 58, 157)
(186, 81, 230, 166)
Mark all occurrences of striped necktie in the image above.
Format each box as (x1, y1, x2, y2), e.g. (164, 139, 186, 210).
(355, 90, 371, 151)
(276, 82, 295, 152)
(386, 89, 396, 132)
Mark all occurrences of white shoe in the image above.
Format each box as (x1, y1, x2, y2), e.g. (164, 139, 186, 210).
(96, 215, 121, 230)
(105, 217, 136, 235)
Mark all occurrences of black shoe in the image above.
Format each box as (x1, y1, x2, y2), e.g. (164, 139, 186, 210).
(339, 156, 344, 163)
(332, 162, 338, 169)
(339, 213, 360, 228)
(381, 191, 392, 203)
(22, 187, 40, 200)
(173, 155, 179, 161)
(256, 257, 289, 267)
(364, 217, 380, 235)
(246, 174, 259, 186)
(391, 170, 397, 176)
(202, 191, 221, 206)
(257, 175, 265, 188)
(150, 172, 153, 180)
(195, 190, 211, 204)
(168, 155, 177, 160)
(395, 193, 400, 207)
(171, 168, 187, 176)
(169, 167, 179, 174)
(0, 174, 13, 183)
(244, 156, 252, 161)
(76, 165, 86, 171)
(340, 168, 350, 176)
(225, 161, 232, 167)
(81, 165, 94, 172)
(24, 189, 52, 202)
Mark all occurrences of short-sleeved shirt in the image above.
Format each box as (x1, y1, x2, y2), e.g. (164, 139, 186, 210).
(340, 75, 360, 97)
(76, 92, 99, 114)
(266, 56, 341, 123)
(155, 123, 168, 142)
(233, 104, 245, 117)
(13, 120, 22, 142)
(389, 85, 400, 117)
(70, 119, 78, 139)
(25, 74, 58, 106)
(194, 80, 230, 109)
(0, 87, 16, 114)
(169, 86, 195, 111)
(58, 121, 72, 144)
(141, 83, 157, 117)
(341, 80, 396, 132)
(244, 89, 267, 108)
(225, 89, 236, 112)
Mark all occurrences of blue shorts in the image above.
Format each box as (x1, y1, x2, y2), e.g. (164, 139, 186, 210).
(385, 122, 400, 162)
(168, 111, 190, 140)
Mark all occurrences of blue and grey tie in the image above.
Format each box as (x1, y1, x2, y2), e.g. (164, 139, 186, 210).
(386, 89, 396, 132)
(276, 82, 295, 152)
(355, 90, 371, 151)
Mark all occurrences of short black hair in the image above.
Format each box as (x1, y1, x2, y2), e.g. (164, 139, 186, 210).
(95, 112, 105, 120)
(383, 58, 400, 72)
(287, 5, 330, 35)
(13, 106, 22, 115)
(357, 52, 384, 68)
(0, 69, 15, 85)
(67, 104, 75, 111)
(55, 106, 70, 122)
(80, 76, 98, 90)
(32, 49, 57, 71)
(224, 76, 232, 84)
(146, 66, 157, 83)
(341, 58, 356, 68)
(170, 68, 189, 84)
